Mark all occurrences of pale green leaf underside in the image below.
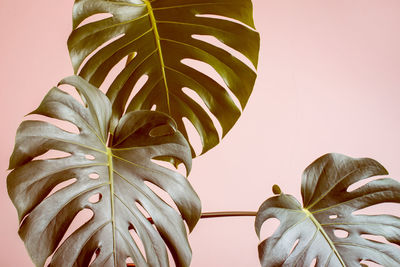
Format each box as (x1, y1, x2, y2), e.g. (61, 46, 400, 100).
(68, 0, 260, 155)
(7, 76, 200, 267)
(255, 153, 400, 267)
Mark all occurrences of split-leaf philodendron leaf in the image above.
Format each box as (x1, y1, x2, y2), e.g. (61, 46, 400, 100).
(68, 0, 260, 155)
(255, 153, 400, 267)
(7, 76, 201, 267)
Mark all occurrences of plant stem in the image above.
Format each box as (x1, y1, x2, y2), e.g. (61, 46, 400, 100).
(128, 211, 257, 267)
(146, 211, 257, 224)
(200, 211, 257, 219)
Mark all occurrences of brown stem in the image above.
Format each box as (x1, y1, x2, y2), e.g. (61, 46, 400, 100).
(199, 211, 257, 219)
(127, 211, 257, 266)
(146, 211, 257, 224)
(126, 211, 257, 267)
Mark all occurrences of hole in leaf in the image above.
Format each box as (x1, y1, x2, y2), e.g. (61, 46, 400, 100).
(98, 49, 130, 93)
(191, 34, 256, 72)
(88, 193, 102, 204)
(310, 258, 317, 267)
(182, 117, 203, 156)
(85, 154, 95, 160)
(88, 248, 101, 266)
(46, 178, 77, 199)
(347, 177, 380, 192)
(149, 124, 175, 137)
(166, 248, 174, 267)
(259, 218, 280, 241)
(26, 114, 80, 134)
(361, 234, 385, 243)
(77, 13, 113, 28)
(124, 75, 149, 114)
(43, 208, 93, 264)
(135, 202, 150, 219)
(57, 208, 94, 252)
(329, 214, 338, 219)
(360, 260, 381, 267)
(44, 255, 52, 267)
(195, 14, 255, 31)
(361, 234, 400, 249)
(151, 158, 176, 171)
(57, 83, 87, 107)
(150, 104, 156, 111)
(129, 225, 147, 261)
(182, 87, 222, 139)
(289, 239, 299, 255)
(144, 181, 179, 214)
(180, 58, 242, 110)
(89, 173, 100, 179)
(33, 150, 72, 161)
(126, 257, 134, 265)
(88, 248, 98, 265)
(150, 156, 187, 176)
(77, 33, 125, 78)
(334, 229, 349, 238)
(353, 203, 397, 216)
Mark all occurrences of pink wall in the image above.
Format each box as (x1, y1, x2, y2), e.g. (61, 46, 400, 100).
(1, 0, 400, 266)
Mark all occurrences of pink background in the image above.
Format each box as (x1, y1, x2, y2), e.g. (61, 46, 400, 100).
(1, 0, 400, 266)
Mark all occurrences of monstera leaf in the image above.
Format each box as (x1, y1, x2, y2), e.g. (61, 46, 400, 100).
(255, 153, 400, 267)
(7, 76, 201, 267)
(68, 0, 260, 155)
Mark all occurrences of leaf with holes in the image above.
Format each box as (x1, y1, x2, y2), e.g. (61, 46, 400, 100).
(7, 75, 201, 267)
(68, 0, 260, 155)
(255, 153, 400, 267)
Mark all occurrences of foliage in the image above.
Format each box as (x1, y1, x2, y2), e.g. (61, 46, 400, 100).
(8, 0, 260, 265)
(255, 153, 400, 267)
(68, 0, 260, 155)
(7, 0, 400, 266)
(8, 76, 200, 266)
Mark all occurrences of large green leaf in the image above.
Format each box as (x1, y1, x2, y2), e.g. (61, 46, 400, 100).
(68, 0, 260, 155)
(7, 76, 201, 267)
(255, 153, 400, 267)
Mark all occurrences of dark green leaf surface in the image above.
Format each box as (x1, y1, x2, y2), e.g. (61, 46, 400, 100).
(255, 153, 400, 267)
(68, 0, 260, 155)
(8, 76, 201, 267)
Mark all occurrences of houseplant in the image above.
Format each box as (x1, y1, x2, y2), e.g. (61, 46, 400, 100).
(8, 0, 260, 265)
(5, 0, 400, 267)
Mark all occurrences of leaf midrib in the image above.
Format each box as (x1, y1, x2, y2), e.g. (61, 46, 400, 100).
(144, 0, 171, 113)
(303, 208, 346, 266)
(107, 147, 117, 266)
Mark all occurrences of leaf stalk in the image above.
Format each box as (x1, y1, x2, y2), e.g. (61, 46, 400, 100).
(146, 211, 257, 224)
